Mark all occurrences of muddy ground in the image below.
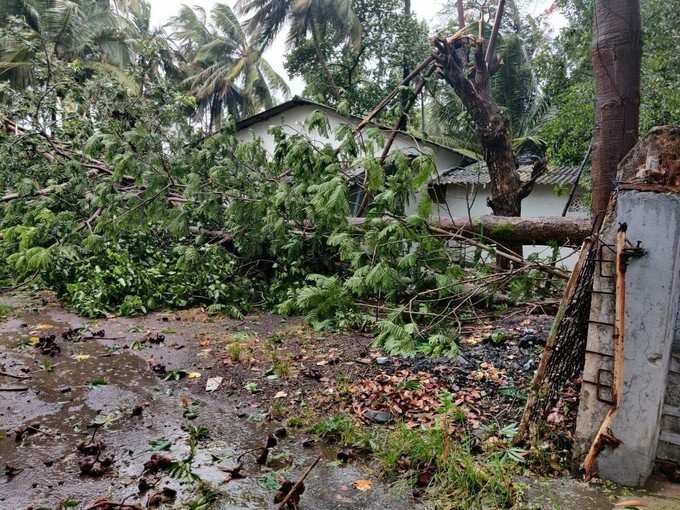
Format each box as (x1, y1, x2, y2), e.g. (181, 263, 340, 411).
(1, 292, 679, 509)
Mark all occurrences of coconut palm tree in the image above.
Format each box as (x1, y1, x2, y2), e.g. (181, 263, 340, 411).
(168, 3, 290, 131)
(0, 0, 138, 89)
(236, 0, 361, 100)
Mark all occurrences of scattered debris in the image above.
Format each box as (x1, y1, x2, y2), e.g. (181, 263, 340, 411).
(352, 479, 373, 491)
(274, 455, 321, 509)
(147, 487, 177, 507)
(220, 464, 245, 481)
(36, 334, 60, 356)
(146, 332, 165, 344)
(205, 376, 223, 392)
(350, 370, 447, 427)
(77, 440, 106, 456)
(143, 454, 174, 474)
(0, 370, 31, 380)
(4, 464, 23, 480)
(0, 385, 29, 392)
(148, 361, 167, 375)
(83, 498, 142, 510)
(79, 455, 114, 477)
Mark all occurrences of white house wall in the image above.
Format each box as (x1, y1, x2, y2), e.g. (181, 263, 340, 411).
(235, 104, 462, 172)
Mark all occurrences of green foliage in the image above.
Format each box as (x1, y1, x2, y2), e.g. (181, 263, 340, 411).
(310, 414, 373, 450)
(284, 0, 430, 115)
(311, 415, 521, 509)
(376, 424, 520, 509)
(0, 303, 13, 318)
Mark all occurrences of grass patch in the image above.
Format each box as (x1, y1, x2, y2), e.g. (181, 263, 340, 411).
(311, 414, 523, 509)
(310, 414, 373, 451)
(0, 303, 13, 319)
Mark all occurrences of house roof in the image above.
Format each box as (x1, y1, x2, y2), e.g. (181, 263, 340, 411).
(234, 96, 473, 159)
(432, 163, 584, 187)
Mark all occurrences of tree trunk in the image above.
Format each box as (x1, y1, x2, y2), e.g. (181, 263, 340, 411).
(434, 11, 527, 263)
(349, 215, 591, 246)
(456, 0, 465, 29)
(591, 0, 641, 220)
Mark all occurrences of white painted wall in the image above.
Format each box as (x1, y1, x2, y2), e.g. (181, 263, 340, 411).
(235, 104, 463, 172)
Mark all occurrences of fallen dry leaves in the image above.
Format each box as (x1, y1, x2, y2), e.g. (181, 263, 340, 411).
(352, 479, 373, 491)
(349, 370, 448, 427)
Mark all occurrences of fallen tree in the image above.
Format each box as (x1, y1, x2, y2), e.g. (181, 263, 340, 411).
(351, 215, 590, 246)
(1, 68, 580, 358)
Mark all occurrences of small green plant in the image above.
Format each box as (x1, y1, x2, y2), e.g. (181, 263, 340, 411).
(287, 416, 303, 428)
(490, 331, 506, 344)
(272, 358, 290, 378)
(0, 303, 13, 318)
(166, 459, 200, 482)
(437, 391, 467, 423)
(129, 340, 147, 350)
(227, 342, 243, 362)
(184, 487, 218, 510)
(184, 424, 210, 444)
(498, 386, 527, 401)
(92, 410, 123, 429)
(397, 379, 422, 391)
(244, 382, 259, 393)
(163, 369, 187, 381)
(270, 400, 287, 419)
(311, 414, 372, 451)
(148, 437, 172, 451)
(258, 471, 286, 490)
(39, 359, 55, 372)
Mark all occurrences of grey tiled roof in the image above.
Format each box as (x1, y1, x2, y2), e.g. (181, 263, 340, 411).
(432, 164, 583, 186)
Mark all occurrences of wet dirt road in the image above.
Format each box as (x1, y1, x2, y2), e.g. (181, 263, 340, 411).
(3, 292, 680, 510)
(0, 293, 418, 509)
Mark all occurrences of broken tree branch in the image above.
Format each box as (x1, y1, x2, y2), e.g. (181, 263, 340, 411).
(456, 0, 465, 29)
(350, 215, 590, 246)
(275, 455, 321, 510)
(562, 138, 593, 217)
(485, 0, 506, 68)
(518, 158, 548, 200)
(354, 56, 435, 133)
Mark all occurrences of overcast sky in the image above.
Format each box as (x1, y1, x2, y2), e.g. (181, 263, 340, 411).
(149, 1, 565, 96)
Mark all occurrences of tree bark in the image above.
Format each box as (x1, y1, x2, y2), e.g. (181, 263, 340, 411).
(433, 7, 527, 263)
(591, 0, 641, 220)
(349, 215, 591, 246)
(456, 0, 465, 29)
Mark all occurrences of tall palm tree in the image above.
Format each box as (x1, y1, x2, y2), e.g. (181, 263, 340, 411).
(236, 0, 361, 100)
(168, 3, 290, 131)
(126, 1, 183, 95)
(590, 0, 640, 218)
(0, 0, 138, 89)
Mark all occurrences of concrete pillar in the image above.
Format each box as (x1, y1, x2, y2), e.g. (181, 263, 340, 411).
(575, 191, 680, 486)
